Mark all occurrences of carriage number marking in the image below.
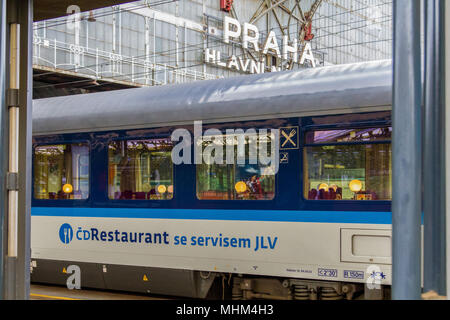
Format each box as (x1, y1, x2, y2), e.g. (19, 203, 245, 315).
(318, 268, 338, 278)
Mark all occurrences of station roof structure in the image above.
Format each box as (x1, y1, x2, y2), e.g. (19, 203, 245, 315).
(33, 0, 139, 97)
(34, 0, 133, 21)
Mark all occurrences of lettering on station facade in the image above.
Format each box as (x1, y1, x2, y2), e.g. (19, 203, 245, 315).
(204, 16, 317, 74)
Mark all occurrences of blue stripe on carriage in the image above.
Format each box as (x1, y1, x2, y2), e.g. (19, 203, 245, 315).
(31, 207, 392, 224)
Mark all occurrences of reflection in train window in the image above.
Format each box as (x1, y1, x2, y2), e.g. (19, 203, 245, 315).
(33, 143, 89, 200)
(108, 139, 173, 200)
(197, 133, 276, 200)
(304, 128, 392, 201)
(305, 127, 392, 144)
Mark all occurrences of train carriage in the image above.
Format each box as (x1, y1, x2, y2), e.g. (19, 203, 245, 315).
(30, 60, 393, 300)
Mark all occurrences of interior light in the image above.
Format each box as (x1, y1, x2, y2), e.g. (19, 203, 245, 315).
(62, 184, 73, 194)
(142, 183, 151, 193)
(235, 181, 247, 193)
(349, 180, 363, 193)
(157, 185, 167, 194)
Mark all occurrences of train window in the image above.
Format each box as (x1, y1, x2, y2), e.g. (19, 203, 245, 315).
(33, 143, 89, 200)
(304, 128, 392, 201)
(108, 138, 173, 200)
(196, 133, 276, 200)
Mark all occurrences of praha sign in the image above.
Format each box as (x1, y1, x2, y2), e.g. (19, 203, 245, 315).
(204, 16, 317, 74)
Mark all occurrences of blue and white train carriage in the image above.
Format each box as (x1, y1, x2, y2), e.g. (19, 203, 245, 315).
(31, 60, 393, 300)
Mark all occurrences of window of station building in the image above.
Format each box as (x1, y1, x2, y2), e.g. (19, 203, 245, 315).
(303, 127, 392, 201)
(196, 132, 276, 200)
(108, 138, 173, 200)
(33, 143, 89, 200)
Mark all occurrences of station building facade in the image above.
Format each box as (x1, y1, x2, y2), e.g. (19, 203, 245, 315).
(32, 0, 392, 95)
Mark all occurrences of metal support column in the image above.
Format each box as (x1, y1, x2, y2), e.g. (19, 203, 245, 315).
(424, 0, 446, 296)
(0, 0, 7, 301)
(2, 0, 32, 300)
(445, 0, 450, 300)
(16, 0, 32, 300)
(392, 0, 423, 300)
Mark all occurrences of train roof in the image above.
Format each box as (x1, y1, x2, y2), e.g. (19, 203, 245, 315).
(33, 60, 393, 135)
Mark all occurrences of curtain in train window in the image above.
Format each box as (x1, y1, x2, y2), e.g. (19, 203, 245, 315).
(33, 143, 89, 200)
(196, 132, 276, 200)
(108, 138, 173, 200)
(304, 128, 392, 201)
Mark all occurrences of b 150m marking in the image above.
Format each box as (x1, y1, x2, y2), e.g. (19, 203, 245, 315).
(344, 270, 365, 280)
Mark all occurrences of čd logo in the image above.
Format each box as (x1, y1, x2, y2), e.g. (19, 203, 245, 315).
(59, 223, 74, 244)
